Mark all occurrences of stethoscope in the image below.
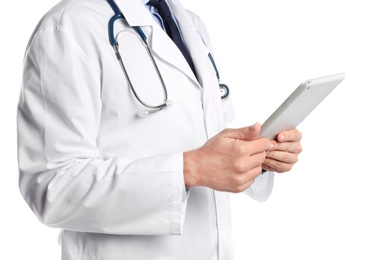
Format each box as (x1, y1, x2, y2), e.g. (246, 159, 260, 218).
(107, 0, 229, 117)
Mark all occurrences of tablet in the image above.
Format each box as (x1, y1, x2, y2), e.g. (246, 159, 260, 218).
(259, 72, 346, 139)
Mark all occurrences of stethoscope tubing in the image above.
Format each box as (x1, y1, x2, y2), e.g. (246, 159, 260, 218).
(113, 36, 168, 110)
(107, 0, 229, 117)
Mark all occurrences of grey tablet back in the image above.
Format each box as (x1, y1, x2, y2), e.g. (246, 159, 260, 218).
(259, 72, 346, 139)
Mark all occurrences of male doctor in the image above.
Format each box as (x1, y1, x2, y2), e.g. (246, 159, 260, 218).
(17, 0, 302, 259)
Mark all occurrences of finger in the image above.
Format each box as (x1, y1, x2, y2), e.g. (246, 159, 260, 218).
(270, 140, 303, 154)
(231, 178, 256, 193)
(266, 150, 299, 164)
(238, 178, 257, 193)
(232, 151, 266, 174)
(261, 164, 276, 172)
(225, 123, 260, 141)
(245, 152, 267, 171)
(230, 164, 262, 193)
(276, 129, 302, 142)
(241, 164, 264, 183)
(245, 137, 270, 156)
(263, 158, 293, 173)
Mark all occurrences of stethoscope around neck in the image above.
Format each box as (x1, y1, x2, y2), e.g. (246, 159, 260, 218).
(107, 0, 229, 117)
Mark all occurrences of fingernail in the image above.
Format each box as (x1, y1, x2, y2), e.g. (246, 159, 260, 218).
(279, 134, 285, 141)
(270, 143, 275, 150)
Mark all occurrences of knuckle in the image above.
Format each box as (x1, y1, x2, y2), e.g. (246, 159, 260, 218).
(222, 128, 232, 134)
(228, 180, 245, 193)
(258, 138, 269, 150)
(262, 138, 270, 148)
(233, 160, 247, 172)
(279, 162, 293, 173)
(274, 161, 283, 169)
(259, 152, 267, 164)
(231, 187, 243, 193)
(297, 130, 303, 140)
(261, 154, 267, 162)
(232, 173, 245, 185)
(233, 183, 249, 193)
(234, 143, 247, 156)
(233, 186, 244, 193)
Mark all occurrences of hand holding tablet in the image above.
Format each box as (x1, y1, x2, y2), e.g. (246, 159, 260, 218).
(259, 73, 346, 140)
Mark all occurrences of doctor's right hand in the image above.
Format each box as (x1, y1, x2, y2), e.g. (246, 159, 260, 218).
(184, 123, 269, 193)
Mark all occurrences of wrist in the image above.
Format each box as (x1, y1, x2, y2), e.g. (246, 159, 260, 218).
(183, 150, 201, 188)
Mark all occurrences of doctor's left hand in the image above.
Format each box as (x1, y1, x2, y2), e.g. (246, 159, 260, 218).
(262, 129, 303, 173)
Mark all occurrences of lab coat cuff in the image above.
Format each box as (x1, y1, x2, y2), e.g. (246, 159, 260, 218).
(170, 153, 190, 234)
(244, 171, 275, 202)
(180, 188, 190, 232)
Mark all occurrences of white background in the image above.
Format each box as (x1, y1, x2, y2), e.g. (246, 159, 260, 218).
(1, 0, 389, 259)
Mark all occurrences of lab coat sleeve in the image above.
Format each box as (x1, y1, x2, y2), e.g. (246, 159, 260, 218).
(244, 171, 275, 202)
(17, 26, 187, 235)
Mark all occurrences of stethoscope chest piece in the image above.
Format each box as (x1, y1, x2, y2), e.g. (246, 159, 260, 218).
(219, 84, 229, 100)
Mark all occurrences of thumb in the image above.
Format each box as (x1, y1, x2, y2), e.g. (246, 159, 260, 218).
(227, 122, 261, 141)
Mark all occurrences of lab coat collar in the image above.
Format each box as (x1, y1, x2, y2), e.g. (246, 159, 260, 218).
(167, 0, 215, 88)
(113, 0, 224, 136)
(114, 0, 199, 85)
(168, 0, 225, 135)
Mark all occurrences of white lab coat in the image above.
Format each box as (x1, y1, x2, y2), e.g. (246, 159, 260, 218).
(17, 0, 274, 259)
